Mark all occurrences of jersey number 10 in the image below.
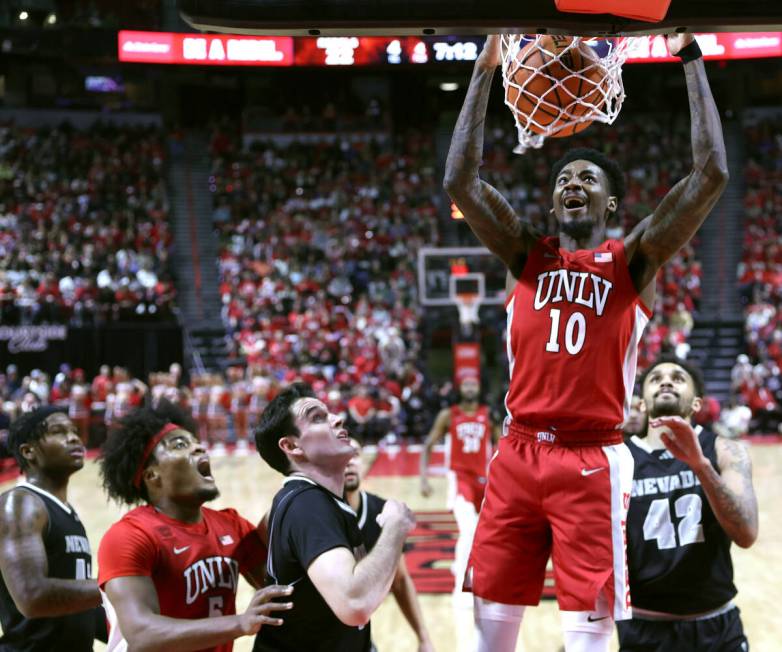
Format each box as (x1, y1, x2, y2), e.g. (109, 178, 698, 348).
(642, 494, 705, 550)
(546, 309, 586, 355)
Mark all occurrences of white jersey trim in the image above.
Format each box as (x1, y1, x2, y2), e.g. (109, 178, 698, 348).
(357, 491, 368, 530)
(620, 304, 650, 426)
(503, 296, 516, 434)
(16, 481, 73, 515)
(602, 442, 635, 622)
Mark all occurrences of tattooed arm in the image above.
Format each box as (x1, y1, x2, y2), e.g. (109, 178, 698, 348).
(443, 35, 541, 279)
(625, 33, 729, 296)
(0, 489, 100, 618)
(651, 417, 758, 548)
(700, 437, 759, 549)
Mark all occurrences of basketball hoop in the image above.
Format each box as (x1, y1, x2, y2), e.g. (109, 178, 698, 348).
(455, 293, 481, 328)
(500, 34, 638, 153)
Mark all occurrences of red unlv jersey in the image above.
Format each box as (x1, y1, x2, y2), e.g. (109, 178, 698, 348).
(505, 237, 651, 434)
(447, 404, 492, 476)
(98, 505, 265, 652)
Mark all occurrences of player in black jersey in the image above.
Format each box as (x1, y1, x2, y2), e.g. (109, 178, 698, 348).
(0, 407, 104, 652)
(344, 439, 434, 652)
(253, 383, 415, 652)
(619, 356, 758, 652)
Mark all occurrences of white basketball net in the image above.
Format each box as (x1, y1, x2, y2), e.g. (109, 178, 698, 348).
(500, 35, 636, 153)
(456, 294, 480, 327)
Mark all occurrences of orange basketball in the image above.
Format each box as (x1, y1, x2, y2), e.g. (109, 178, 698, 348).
(505, 35, 608, 138)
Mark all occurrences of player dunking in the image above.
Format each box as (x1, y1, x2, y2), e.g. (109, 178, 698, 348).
(444, 33, 728, 652)
(97, 401, 290, 651)
(420, 375, 496, 604)
(620, 357, 757, 651)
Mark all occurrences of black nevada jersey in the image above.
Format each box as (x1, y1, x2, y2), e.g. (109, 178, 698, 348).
(0, 482, 97, 652)
(625, 428, 737, 615)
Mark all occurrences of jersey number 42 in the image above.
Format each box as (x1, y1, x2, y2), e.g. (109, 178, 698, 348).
(642, 493, 705, 550)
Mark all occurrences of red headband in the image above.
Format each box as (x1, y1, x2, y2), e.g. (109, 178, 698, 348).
(132, 423, 181, 489)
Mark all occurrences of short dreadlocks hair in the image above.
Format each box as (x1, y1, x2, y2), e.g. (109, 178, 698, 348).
(549, 147, 626, 204)
(7, 407, 68, 471)
(254, 382, 315, 476)
(100, 399, 196, 505)
(638, 354, 706, 399)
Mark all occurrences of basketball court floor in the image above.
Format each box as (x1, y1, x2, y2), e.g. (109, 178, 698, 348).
(2, 440, 779, 651)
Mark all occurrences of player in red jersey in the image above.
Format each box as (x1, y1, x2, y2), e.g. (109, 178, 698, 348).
(97, 400, 291, 652)
(444, 33, 728, 652)
(420, 375, 497, 603)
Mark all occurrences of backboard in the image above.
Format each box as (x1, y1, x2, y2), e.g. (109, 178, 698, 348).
(180, 0, 782, 37)
(418, 247, 506, 308)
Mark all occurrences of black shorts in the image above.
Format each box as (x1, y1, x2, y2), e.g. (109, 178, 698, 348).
(617, 607, 748, 652)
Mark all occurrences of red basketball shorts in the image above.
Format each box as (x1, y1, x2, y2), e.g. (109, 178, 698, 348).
(447, 470, 487, 513)
(468, 423, 634, 620)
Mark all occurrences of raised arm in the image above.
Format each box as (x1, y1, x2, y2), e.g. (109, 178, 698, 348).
(651, 417, 758, 548)
(0, 490, 100, 618)
(626, 33, 729, 293)
(420, 407, 450, 497)
(104, 576, 292, 652)
(443, 35, 540, 277)
(307, 499, 415, 627)
(705, 436, 759, 548)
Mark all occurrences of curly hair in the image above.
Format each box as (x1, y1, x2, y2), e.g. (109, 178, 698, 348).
(254, 382, 314, 475)
(100, 399, 196, 505)
(549, 147, 626, 204)
(7, 407, 67, 471)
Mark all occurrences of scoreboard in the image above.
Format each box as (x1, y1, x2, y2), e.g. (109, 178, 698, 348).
(118, 30, 782, 67)
(118, 31, 483, 66)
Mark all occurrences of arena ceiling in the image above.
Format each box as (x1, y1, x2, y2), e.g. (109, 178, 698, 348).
(178, 0, 782, 37)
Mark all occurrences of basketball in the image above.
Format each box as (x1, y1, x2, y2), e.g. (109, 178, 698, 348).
(505, 35, 608, 138)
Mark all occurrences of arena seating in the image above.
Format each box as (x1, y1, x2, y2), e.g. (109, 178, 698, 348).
(733, 116, 782, 433)
(0, 123, 176, 325)
(209, 125, 445, 440)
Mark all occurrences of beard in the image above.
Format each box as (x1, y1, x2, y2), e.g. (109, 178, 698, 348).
(196, 486, 220, 502)
(344, 476, 360, 492)
(648, 397, 685, 419)
(560, 218, 596, 241)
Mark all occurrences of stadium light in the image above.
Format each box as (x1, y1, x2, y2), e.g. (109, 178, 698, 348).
(18, 11, 29, 21)
(439, 82, 459, 92)
(45, 13, 57, 25)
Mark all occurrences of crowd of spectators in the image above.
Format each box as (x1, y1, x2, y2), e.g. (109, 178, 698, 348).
(0, 122, 176, 325)
(732, 115, 782, 433)
(481, 114, 701, 370)
(209, 123, 447, 440)
(0, 361, 461, 475)
(242, 95, 390, 135)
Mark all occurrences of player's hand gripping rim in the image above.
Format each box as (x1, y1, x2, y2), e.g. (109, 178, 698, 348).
(239, 584, 294, 635)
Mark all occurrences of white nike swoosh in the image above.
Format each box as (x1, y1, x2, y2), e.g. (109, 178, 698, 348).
(173, 546, 190, 555)
(581, 467, 606, 476)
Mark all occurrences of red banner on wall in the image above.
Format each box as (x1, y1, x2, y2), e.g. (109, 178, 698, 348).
(118, 30, 294, 66)
(624, 32, 782, 63)
(118, 31, 782, 67)
(454, 342, 481, 385)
